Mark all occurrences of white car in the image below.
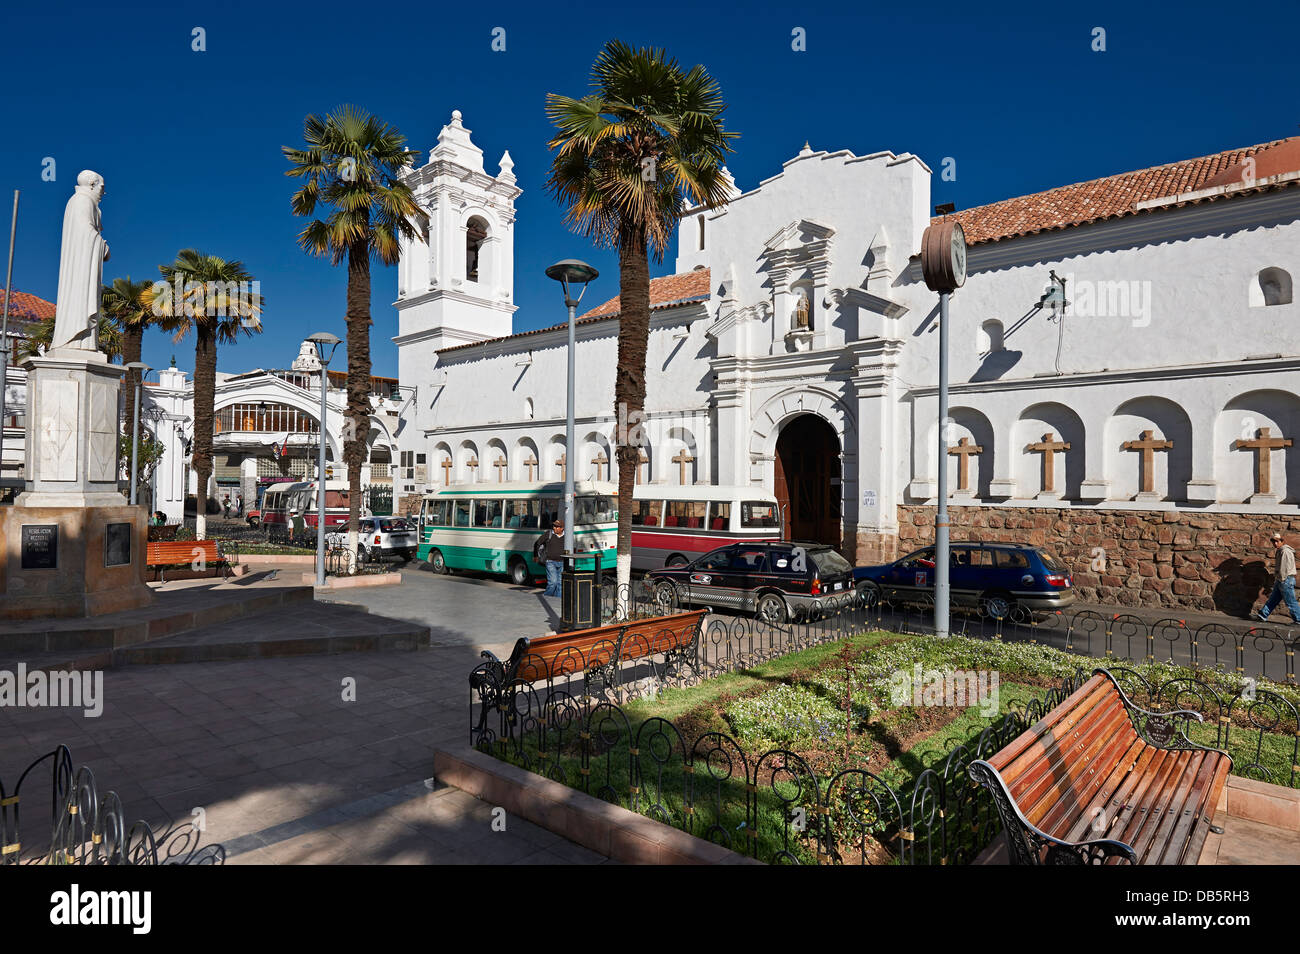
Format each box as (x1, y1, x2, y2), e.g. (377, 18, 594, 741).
(326, 517, 418, 563)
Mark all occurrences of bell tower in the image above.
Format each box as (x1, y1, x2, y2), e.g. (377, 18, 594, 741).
(394, 109, 520, 353)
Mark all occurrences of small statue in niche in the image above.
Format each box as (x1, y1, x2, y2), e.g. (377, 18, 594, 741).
(793, 290, 810, 329)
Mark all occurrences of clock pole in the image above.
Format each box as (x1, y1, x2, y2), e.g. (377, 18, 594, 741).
(920, 215, 966, 639)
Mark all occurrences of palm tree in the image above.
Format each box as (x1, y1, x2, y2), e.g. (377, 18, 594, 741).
(283, 106, 420, 551)
(102, 276, 156, 497)
(150, 250, 262, 539)
(546, 40, 737, 597)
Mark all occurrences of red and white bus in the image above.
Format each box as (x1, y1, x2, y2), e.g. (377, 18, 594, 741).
(630, 485, 782, 571)
(261, 480, 359, 539)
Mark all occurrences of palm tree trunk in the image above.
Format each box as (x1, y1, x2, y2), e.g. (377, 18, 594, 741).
(192, 325, 217, 541)
(613, 229, 651, 606)
(344, 237, 372, 558)
(121, 324, 145, 505)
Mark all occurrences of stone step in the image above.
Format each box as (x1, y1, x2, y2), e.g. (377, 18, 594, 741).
(0, 585, 315, 653)
(114, 602, 431, 664)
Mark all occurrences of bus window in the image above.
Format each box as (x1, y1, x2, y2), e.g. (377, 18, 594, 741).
(576, 495, 616, 524)
(710, 500, 732, 531)
(505, 499, 541, 530)
(453, 500, 472, 527)
(474, 499, 504, 528)
(632, 499, 663, 527)
(325, 490, 349, 509)
(427, 499, 450, 526)
(665, 500, 707, 529)
(741, 501, 779, 528)
(539, 497, 560, 527)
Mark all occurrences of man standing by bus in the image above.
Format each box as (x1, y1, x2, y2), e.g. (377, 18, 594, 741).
(537, 519, 565, 597)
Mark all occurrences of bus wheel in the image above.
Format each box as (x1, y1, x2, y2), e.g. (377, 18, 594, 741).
(426, 549, 447, 574)
(508, 558, 531, 587)
(666, 555, 688, 568)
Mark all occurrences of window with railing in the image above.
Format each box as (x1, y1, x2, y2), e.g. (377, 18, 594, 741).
(216, 403, 319, 435)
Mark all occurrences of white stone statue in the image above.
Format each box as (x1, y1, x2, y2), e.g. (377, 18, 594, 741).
(51, 170, 109, 352)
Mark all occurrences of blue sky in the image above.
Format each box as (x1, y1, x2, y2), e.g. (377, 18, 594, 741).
(4, 0, 1297, 379)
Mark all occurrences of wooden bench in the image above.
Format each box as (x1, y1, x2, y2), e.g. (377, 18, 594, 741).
(145, 540, 232, 583)
(471, 610, 708, 704)
(969, 668, 1232, 865)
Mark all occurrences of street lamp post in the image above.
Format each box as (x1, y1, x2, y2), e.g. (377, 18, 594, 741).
(920, 214, 967, 639)
(545, 260, 598, 630)
(0, 191, 18, 494)
(125, 362, 151, 506)
(307, 332, 341, 587)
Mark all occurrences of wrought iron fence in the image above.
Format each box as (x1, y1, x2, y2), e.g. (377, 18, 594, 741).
(469, 665, 1092, 865)
(1, 746, 224, 865)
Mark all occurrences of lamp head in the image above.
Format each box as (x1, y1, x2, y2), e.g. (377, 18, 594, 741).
(545, 259, 599, 306)
(306, 332, 342, 365)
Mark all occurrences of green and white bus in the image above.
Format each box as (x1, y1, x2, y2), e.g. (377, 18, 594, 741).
(417, 480, 618, 585)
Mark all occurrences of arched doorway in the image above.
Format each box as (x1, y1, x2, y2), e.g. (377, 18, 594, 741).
(774, 414, 841, 547)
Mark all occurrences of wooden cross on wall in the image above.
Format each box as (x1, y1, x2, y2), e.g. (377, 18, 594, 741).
(494, 456, 508, 482)
(1234, 426, 1292, 496)
(591, 452, 608, 481)
(440, 457, 453, 484)
(635, 449, 649, 485)
(524, 455, 539, 481)
(1026, 432, 1070, 494)
(557, 453, 566, 481)
(1122, 429, 1172, 494)
(466, 456, 479, 480)
(672, 449, 694, 485)
(947, 436, 983, 492)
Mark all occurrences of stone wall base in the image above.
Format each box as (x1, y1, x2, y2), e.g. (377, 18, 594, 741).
(896, 504, 1296, 613)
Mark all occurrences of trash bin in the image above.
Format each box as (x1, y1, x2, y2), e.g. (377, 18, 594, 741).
(560, 550, 602, 631)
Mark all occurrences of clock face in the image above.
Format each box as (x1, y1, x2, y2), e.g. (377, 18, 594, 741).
(950, 224, 967, 287)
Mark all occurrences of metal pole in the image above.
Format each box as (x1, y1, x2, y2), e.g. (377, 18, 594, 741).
(564, 297, 576, 557)
(0, 191, 18, 484)
(316, 369, 328, 587)
(130, 379, 142, 505)
(935, 291, 951, 637)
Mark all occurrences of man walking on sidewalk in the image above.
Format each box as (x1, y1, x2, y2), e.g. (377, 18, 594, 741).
(538, 519, 565, 597)
(1256, 531, 1300, 623)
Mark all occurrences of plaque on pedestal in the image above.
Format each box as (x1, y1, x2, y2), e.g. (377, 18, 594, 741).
(21, 525, 58, 569)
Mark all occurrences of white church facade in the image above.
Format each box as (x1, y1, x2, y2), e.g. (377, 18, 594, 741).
(395, 112, 1300, 613)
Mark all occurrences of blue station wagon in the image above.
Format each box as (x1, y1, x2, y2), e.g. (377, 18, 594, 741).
(853, 542, 1075, 618)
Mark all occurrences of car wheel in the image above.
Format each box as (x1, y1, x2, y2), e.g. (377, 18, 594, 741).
(427, 549, 447, 574)
(654, 581, 679, 611)
(757, 593, 788, 625)
(665, 555, 688, 568)
(855, 580, 880, 608)
(508, 558, 530, 587)
(980, 591, 1015, 620)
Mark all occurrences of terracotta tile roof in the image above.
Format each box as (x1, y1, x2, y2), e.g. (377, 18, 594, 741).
(0, 289, 55, 327)
(437, 268, 711, 355)
(945, 137, 1300, 245)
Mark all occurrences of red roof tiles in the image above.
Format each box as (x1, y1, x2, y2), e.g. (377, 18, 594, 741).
(945, 137, 1300, 245)
(0, 289, 55, 324)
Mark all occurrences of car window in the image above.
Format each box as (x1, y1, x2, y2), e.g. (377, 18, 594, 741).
(967, 547, 994, 567)
(993, 549, 1030, 569)
(729, 548, 767, 572)
(810, 548, 852, 575)
(767, 548, 797, 572)
(949, 547, 974, 566)
(695, 548, 734, 571)
(901, 548, 935, 566)
(1037, 550, 1066, 571)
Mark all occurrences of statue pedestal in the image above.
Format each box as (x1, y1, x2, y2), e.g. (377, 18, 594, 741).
(1, 349, 152, 620)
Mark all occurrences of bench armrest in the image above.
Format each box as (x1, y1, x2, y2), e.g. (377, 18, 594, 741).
(969, 759, 1137, 866)
(1093, 669, 1230, 755)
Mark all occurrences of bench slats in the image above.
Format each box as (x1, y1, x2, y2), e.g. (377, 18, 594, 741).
(511, 610, 706, 682)
(989, 675, 1110, 773)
